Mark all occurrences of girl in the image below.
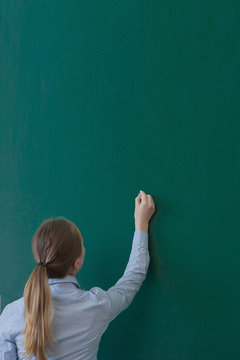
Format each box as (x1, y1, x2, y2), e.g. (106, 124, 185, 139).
(0, 190, 155, 360)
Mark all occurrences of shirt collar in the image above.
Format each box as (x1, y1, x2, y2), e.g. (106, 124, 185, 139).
(48, 274, 81, 289)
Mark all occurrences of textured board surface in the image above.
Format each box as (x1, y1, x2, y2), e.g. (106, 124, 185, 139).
(0, 1, 240, 359)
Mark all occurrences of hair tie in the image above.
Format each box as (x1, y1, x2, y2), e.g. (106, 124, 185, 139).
(37, 261, 47, 267)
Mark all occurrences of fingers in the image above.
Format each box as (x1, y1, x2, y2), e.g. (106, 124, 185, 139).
(147, 194, 155, 209)
(140, 190, 148, 202)
(135, 193, 141, 206)
(136, 190, 155, 209)
(140, 191, 153, 205)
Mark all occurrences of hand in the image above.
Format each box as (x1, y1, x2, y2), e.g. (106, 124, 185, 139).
(134, 190, 155, 232)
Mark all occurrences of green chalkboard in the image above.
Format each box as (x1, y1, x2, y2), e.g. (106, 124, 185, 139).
(1, 1, 239, 359)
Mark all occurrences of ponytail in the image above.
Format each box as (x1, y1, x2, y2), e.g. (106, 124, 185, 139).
(22, 264, 54, 360)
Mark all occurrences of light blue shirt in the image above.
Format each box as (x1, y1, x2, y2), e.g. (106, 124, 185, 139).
(0, 230, 149, 360)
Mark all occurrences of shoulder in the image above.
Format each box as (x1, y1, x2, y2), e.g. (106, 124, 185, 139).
(0, 297, 24, 321)
(88, 286, 112, 309)
(88, 286, 108, 299)
(0, 297, 24, 337)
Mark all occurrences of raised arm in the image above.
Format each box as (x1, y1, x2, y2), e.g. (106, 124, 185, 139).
(104, 190, 155, 321)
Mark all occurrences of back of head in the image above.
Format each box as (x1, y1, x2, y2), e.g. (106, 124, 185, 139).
(22, 217, 83, 360)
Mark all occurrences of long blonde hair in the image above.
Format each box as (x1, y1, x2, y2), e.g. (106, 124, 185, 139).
(22, 217, 83, 360)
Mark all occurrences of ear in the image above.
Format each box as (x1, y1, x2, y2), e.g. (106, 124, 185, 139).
(73, 257, 81, 271)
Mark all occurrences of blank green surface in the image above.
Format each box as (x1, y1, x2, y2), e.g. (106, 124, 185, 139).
(0, 1, 239, 359)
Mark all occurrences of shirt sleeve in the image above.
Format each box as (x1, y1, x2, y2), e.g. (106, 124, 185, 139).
(105, 229, 150, 322)
(0, 305, 18, 360)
